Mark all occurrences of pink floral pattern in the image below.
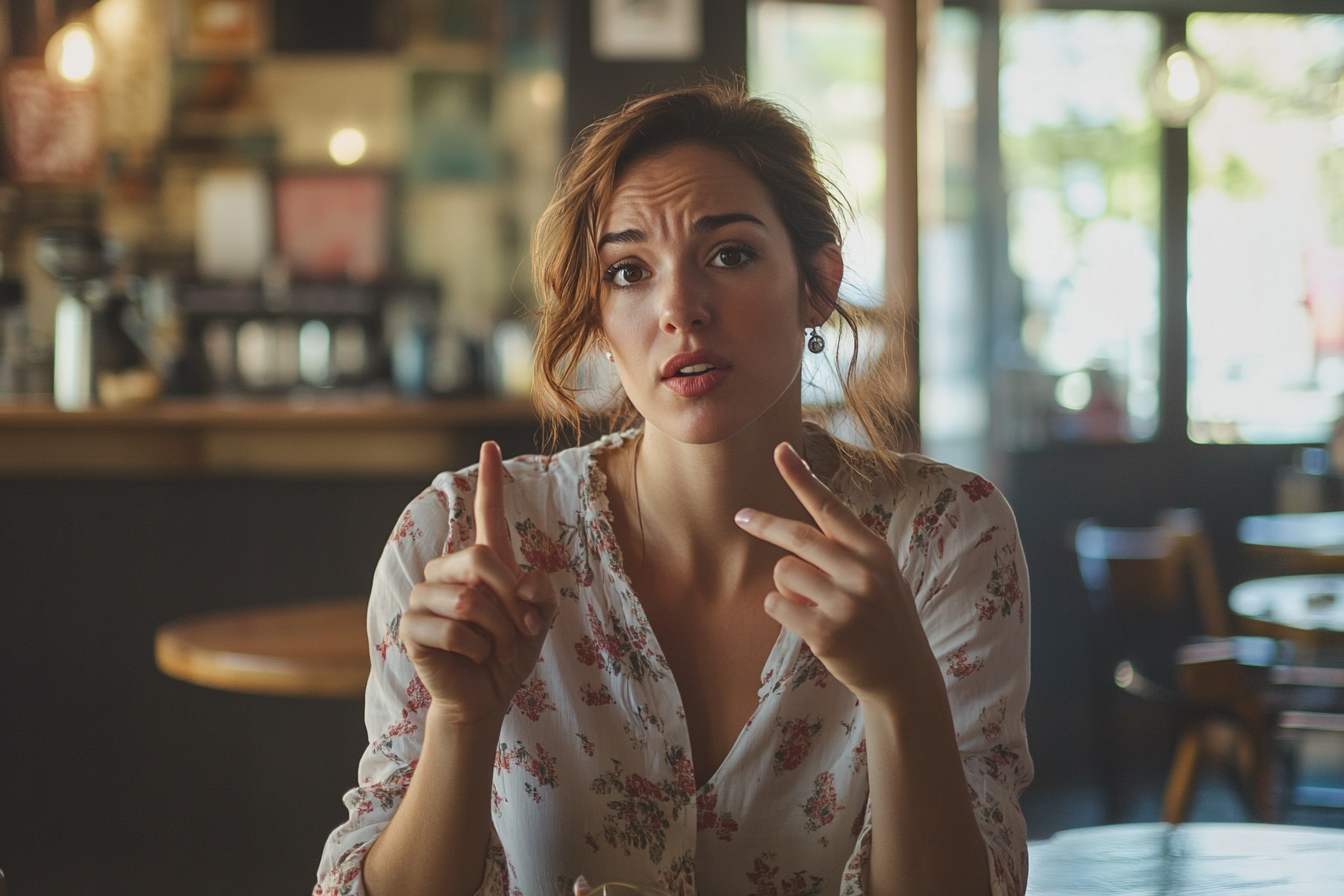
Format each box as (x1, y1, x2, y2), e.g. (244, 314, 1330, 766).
(774, 717, 823, 775)
(696, 785, 740, 841)
(316, 434, 1032, 896)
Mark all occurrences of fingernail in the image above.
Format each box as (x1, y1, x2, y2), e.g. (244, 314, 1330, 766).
(734, 509, 754, 526)
(574, 875, 591, 896)
(524, 609, 542, 636)
(786, 443, 811, 470)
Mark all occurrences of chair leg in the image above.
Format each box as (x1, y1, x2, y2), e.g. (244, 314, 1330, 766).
(1163, 726, 1203, 824)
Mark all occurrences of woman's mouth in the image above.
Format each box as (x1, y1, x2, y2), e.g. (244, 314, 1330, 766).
(661, 365, 730, 397)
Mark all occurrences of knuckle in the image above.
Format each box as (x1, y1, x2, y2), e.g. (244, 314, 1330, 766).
(852, 566, 879, 596)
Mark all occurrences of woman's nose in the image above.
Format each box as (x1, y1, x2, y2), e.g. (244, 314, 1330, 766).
(658, 268, 712, 334)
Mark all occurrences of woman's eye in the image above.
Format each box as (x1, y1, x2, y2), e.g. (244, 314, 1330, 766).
(606, 263, 647, 287)
(711, 246, 752, 268)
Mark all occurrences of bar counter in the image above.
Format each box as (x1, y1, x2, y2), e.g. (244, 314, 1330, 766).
(0, 395, 538, 476)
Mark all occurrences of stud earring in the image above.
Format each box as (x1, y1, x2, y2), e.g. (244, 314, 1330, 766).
(807, 328, 825, 354)
(605, 352, 614, 362)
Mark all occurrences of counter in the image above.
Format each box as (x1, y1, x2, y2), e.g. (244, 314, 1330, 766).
(0, 395, 538, 476)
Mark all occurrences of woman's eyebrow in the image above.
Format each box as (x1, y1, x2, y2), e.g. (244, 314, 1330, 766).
(599, 213, 766, 248)
(598, 228, 644, 247)
(693, 212, 766, 233)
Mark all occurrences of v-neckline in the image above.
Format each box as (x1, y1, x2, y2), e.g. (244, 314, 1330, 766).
(581, 433, 801, 793)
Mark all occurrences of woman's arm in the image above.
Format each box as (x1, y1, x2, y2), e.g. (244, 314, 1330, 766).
(860, 663, 993, 896)
(362, 711, 500, 896)
(736, 445, 1029, 896)
(315, 443, 556, 896)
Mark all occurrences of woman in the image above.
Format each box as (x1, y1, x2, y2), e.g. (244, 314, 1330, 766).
(317, 82, 1031, 896)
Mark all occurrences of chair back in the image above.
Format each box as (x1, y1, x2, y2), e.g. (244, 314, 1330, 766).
(1074, 509, 1232, 637)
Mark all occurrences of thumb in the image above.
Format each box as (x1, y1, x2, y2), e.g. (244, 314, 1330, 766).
(515, 568, 560, 646)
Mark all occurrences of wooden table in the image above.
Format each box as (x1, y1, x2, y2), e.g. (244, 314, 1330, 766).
(1229, 575, 1344, 648)
(1026, 823, 1344, 895)
(1239, 512, 1344, 574)
(155, 598, 370, 698)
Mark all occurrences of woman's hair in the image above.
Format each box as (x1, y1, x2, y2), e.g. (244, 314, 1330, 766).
(530, 79, 911, 482)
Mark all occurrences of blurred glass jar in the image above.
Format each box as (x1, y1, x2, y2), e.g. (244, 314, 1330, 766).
(0, 280, 26, 396)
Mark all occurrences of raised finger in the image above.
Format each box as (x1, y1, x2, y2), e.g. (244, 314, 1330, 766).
(735, 506, 851, 576)
(773, 442, 882, 553)
(474, 441, 520, 577)
(409, 581, 520, 664)
(400, 609, 493, 664)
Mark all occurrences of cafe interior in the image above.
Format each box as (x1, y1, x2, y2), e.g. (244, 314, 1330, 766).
(3, 0, 1344, 893)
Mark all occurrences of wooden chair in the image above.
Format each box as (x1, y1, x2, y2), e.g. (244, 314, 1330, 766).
(1075, 510, 1272, 823)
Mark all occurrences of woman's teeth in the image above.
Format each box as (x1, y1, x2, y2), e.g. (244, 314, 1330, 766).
(677, 364, 715, 376)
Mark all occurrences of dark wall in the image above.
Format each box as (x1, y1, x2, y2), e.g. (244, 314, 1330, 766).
(1004, 439, 1301, 792)
(561, 0, 749, 148)
(0, 477, 408, 894)
(0, 425, 539, 894)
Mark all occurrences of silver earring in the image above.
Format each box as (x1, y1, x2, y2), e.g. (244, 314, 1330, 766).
(605, 352, 614, 362)
(807, 329, 825, 354)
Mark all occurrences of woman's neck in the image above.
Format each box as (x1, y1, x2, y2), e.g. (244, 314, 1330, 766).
(602, 403, 820, 602)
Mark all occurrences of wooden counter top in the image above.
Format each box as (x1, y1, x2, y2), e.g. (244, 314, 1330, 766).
(0, 395, 537, 476)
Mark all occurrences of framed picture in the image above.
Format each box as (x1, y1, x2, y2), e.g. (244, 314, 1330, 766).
(177, 0, 266, 56)
(275, 174, 389, 282)
(0, 63, 100, 184)
(590, 0, 702, 62)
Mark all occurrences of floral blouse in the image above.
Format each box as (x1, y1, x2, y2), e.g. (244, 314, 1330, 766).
(315, 431, 1032, 896)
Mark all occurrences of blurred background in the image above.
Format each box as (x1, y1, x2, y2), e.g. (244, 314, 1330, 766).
(2, 0, 1344, 893)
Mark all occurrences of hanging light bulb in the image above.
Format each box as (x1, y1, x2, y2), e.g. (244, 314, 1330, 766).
(328, 128, 367, 166)
(45, 21, 102, 86)
(1147, 42, 1216, 127)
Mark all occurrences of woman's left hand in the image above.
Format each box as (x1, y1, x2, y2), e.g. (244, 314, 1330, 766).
(734, 442, 937, 702)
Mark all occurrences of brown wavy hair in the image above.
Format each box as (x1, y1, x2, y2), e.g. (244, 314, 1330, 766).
(530, 79, 910, 483)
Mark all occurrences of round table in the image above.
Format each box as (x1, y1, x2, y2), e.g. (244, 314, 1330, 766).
(1229, 575, 1344, 648)
(1239, 512, 1344, 574)
(155, 598, 370, 698)
(1026, 823, 1344, 895)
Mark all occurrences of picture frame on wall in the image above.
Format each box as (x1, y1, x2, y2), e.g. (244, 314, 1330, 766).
(590, 0, 702, 62)
(177, 0, 267, 56)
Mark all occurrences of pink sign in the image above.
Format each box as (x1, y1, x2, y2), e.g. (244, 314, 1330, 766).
(1, 63, 100, 184)
(275, 174, 388, 282)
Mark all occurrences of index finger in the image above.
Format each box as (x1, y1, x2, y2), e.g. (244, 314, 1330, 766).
(773, 442, 882, 553)
(474, 441, 521, 578)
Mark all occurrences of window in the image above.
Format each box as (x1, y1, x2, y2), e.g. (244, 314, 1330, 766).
(1186, 13, 1344, 444)
(747, 0, 886, 410)
(999, 10, 1162, 446)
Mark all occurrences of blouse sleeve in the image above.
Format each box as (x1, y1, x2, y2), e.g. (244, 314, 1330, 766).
(841, 470, 1033, 896)
(313, 475, 517, 896)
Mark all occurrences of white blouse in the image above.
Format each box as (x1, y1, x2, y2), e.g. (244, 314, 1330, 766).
(316, 431, 1032, 896)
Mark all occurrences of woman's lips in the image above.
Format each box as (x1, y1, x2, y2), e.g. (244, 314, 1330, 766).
(661, 367, 731, 397)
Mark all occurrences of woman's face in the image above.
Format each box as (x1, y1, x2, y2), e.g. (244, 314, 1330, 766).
(597, 141, 835, 445)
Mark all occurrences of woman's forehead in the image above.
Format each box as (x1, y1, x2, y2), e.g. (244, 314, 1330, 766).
(601, 143, 776, 230)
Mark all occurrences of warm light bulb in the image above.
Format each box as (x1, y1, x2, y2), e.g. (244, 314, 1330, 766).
(46, 22, 99, 85)
(328, 128, 367, 166)
(1166, 51, 1201, 103)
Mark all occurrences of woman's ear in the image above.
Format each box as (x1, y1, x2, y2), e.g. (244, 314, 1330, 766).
(806, 243, 845, 327)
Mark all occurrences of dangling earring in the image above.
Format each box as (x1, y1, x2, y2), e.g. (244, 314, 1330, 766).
(807, 328, 825, 354)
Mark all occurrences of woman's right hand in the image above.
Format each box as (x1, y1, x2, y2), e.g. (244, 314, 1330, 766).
(400, 441, 559, 726)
